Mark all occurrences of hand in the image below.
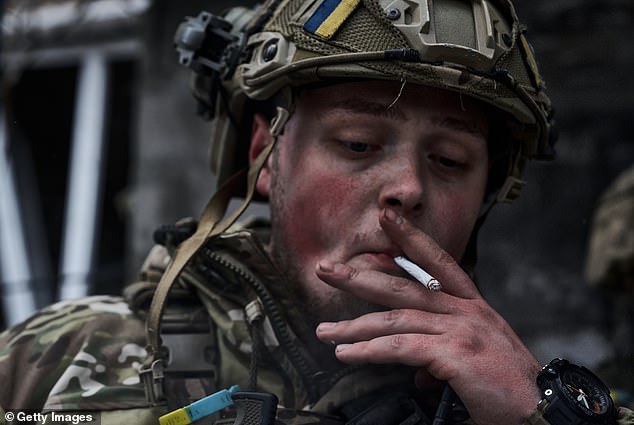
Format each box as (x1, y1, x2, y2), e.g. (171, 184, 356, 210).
(315, 208, 541, 425)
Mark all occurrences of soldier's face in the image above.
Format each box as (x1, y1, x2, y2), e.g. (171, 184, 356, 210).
(251, 80, 490, 323)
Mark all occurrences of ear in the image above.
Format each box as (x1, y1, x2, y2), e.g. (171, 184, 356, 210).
(249, 113, 273, 198)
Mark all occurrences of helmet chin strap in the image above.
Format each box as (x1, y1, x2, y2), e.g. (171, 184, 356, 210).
(209, 105, 290, 236)
(141, 106, 291, 399)
(460, 142, 526, 281)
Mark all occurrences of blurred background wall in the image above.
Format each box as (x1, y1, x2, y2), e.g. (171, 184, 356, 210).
(0, 0, 632, 397)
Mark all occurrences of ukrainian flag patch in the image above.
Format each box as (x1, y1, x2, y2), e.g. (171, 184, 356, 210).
(303, 0, 361, 40)
(519, 33, 543, 89)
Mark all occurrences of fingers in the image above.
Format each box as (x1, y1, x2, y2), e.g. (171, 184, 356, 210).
(332, 333, 436, 368)
(316, 309, 447, 344)
(380, 208, 481, 300)
(315, 261, 450, 313)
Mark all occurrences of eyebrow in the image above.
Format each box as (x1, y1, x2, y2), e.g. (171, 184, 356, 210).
(431, 116, 488, 139)
(320, 98, 487, 139)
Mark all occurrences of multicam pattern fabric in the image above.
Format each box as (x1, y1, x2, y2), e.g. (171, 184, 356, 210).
(0, 296, 148, 412)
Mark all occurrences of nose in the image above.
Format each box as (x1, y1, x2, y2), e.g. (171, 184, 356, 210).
(378, 157, 425, 217)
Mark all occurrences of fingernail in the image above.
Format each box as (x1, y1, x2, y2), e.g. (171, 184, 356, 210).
(317, 322, 336, 332)
(318, 261, 347, 275)
(336, 344, 351, 353)
(383, 208, 403, 224)
(317, 261, 334, 273)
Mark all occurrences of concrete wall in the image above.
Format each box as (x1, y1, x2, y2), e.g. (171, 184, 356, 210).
(477, 0, 634, 369)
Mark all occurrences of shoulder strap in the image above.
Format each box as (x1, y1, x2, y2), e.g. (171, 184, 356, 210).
(141, 107, 289, 404)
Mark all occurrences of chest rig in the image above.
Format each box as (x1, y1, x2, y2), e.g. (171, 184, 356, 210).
(124, 221, 219, 410)
(128, 219, 325, 411)
(127, 220, 468, 425)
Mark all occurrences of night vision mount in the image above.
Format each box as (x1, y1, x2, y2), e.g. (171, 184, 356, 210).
(174, 11, 248, 119)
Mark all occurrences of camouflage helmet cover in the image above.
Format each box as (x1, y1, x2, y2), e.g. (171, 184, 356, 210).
(180, 0, 555, 202)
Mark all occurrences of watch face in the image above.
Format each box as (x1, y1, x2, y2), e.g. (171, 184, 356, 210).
(561, 367, 612, 416)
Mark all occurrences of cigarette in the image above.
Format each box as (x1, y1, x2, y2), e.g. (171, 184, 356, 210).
(394, 256, 442, 292)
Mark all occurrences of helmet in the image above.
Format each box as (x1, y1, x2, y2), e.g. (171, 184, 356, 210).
(174, 0, 556, 211)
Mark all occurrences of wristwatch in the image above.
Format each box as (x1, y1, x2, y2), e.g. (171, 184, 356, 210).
(529, 358, 617, 425)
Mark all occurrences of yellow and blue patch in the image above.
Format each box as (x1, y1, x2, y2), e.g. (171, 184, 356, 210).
(519, 33, 543, 89)
(303, 0, 361, 40)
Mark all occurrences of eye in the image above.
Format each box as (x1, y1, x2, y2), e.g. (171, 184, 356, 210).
(342, 141, 372, 153)
(336, 140, 382, 157)
(438, 156, 459, 168)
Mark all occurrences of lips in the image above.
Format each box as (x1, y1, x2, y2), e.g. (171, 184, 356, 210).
(352, 250, 408, 276)
(345, 235, 408, 275)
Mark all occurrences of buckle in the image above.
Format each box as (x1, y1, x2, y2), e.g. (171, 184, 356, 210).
(140, 359, 166, 405)
(162, 332, 216, 372)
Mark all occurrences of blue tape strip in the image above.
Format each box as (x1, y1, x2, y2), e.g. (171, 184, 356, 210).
(304, 0, 341, 34)
(188, 385, 240, 421)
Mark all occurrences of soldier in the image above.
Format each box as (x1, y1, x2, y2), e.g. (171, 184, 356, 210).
(1, 0, 633, 424)
(585, 164, 634, 408)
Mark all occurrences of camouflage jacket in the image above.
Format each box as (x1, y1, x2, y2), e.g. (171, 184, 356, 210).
(0, 223, 633, 425)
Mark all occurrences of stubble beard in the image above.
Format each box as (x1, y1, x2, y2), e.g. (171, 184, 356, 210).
(267, 152, 384, 327)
